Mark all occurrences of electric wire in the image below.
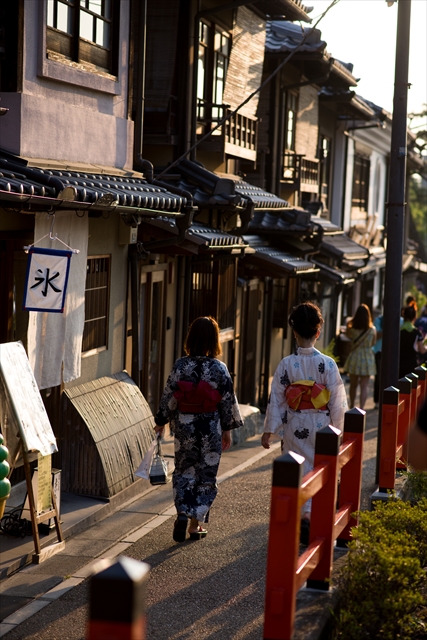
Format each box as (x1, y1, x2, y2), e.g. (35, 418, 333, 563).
(156, 0, 341, 180)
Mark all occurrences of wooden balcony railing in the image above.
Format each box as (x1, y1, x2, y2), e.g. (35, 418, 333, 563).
(196, 100, 258, 161)
(282, 153, 320, 193)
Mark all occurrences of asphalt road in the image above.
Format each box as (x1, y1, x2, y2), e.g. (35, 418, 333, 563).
(0, 386, 379, 640)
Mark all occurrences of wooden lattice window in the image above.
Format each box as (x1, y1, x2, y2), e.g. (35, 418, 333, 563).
(272, 281, 288, 329)
(82, 255, 110, 353)
(190, 258, 236, 330)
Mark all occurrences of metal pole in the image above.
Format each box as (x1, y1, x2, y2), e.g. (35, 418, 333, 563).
(376, 0, 412, 482)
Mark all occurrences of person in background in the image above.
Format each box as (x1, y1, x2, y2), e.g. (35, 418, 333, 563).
(399, 305, 427, 379)
(261, 302, 348, 545)
(372, 310, 383, 409)
(344, 304, 376, 410)
(406, 399, 427, 471)
(415, 306, 427, 333)
(154, 316, 243, 543)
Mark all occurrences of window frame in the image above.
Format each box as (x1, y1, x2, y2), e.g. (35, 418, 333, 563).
(351, 153, 370, 213)
(38, 0, 122, 95)
(190, 257, 237, 334)
(81, 254, 111, 356)
(196, 19, 231, 125)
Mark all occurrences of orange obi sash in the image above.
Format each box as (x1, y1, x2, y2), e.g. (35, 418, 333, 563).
(285, 380, 331, 411)
(173, 381, 222, 413)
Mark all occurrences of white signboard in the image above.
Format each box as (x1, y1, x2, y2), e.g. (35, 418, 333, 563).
(23, 247, 72, 313)
(0, 341, 57, 456)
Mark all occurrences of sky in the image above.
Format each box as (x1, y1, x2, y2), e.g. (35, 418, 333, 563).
(308, 0, 427, 125)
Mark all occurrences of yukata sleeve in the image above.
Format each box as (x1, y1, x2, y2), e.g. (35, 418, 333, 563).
(264, 361, 289, 439)
(154, 363, 179, 426)
(326, 359, 348, 432)
(217, 367, 243, 431)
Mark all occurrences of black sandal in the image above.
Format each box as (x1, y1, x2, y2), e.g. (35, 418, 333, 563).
(173, 513, 188, 542)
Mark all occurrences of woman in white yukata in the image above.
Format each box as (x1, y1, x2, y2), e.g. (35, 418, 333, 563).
(261, 302, 348, 544)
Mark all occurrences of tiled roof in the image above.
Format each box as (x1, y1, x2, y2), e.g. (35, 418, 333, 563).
(265, 21, 326, 54)
(242, 235, 319, 275)
(248, 207, 314, 233)
(255, 0, 313, 23)
(265, 21, 358, 88)
(320, 233, 370, 267)
(0, 156, 186, 215)
(311, 259, 356, 285)
(168, 160, 290, 211)
(319, 89, 376, 120)
(142, 218, 250, 253)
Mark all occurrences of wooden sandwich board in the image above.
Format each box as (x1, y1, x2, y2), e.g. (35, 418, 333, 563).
(0, 341, 64, 563)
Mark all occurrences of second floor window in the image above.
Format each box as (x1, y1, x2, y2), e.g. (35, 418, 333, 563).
(319, 135, 331, 210)
(352, 154, 370, 213)
(284, 92, 298, 151)
(197, 20, 230, 125)
(46, 0, 117, 75)
(282, 91, 298, 180)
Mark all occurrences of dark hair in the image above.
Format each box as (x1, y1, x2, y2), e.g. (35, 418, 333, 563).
(348, 304, 373, 331)
(184, 316, 222, 357)
(288, 302, 323, 339)
(403, 305, 416, 322)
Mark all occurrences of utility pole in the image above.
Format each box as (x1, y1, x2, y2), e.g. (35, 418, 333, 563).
(376, 0, 412, 482)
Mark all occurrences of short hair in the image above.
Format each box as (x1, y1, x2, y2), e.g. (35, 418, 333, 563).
(184, 316, 222, 358)
(288, 302, 324, 339)
(348, 304, 373, 331)
(403, 305, 416, 322)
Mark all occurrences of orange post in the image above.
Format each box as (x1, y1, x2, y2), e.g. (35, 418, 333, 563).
(337, 408, 365, 546)
(396, 377, 412, 469)
(378, 386, 399, 492)
(415, 366, 426, 404)
(406, 372, 419, 427)
(306, 426, 341, 590)
(263, 451, 304, 640)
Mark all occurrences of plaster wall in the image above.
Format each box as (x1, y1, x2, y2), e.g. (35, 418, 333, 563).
(295, 85, 318, 159)
(342, 137, 355, 232)
(66, 213, 128, 387)
(330, 128, 347, 228)
(0, 0, 133, 169)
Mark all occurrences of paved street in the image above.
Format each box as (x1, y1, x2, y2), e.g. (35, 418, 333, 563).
(0, 389, 380, 640)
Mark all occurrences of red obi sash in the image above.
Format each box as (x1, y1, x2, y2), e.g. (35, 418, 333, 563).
(173, 381, 222, 413)
(285, 380, 331, 411)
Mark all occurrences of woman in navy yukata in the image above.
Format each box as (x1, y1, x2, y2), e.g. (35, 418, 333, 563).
(261, 302, 348, 544)
(154, 316, 243, 543)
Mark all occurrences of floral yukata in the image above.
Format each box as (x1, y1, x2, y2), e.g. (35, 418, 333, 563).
(264, 347, 348, 510)
(155, 356, 243, 522)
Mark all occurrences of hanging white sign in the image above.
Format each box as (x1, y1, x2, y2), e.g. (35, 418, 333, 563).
(23, 247, 72, 313)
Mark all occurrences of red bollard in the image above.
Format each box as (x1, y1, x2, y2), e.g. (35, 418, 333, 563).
(406, 372, 419, 427)
(379, 386, 400, 492)
(337, 408, 365, 546)
(415, 366, 426, 404)
(396, 377, 413, 469)
(263, 451, 304, 640)
(88, 556, 150, 640)
(306, 426, 341, 590)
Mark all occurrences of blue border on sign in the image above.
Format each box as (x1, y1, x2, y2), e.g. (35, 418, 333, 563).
(22, 247, 73, 313)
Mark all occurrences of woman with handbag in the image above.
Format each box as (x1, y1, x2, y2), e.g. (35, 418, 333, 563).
(154, 316, 243, 543)
(344, 304, 376, 410)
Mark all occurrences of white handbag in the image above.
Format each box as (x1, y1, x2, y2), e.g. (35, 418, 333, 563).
(149, 437, 170, 485)
(134, 439, 158, 480)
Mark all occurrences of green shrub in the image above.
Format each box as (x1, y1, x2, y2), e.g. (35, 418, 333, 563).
(333, 498, 427, 640)
(400, 468, 427, 506)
